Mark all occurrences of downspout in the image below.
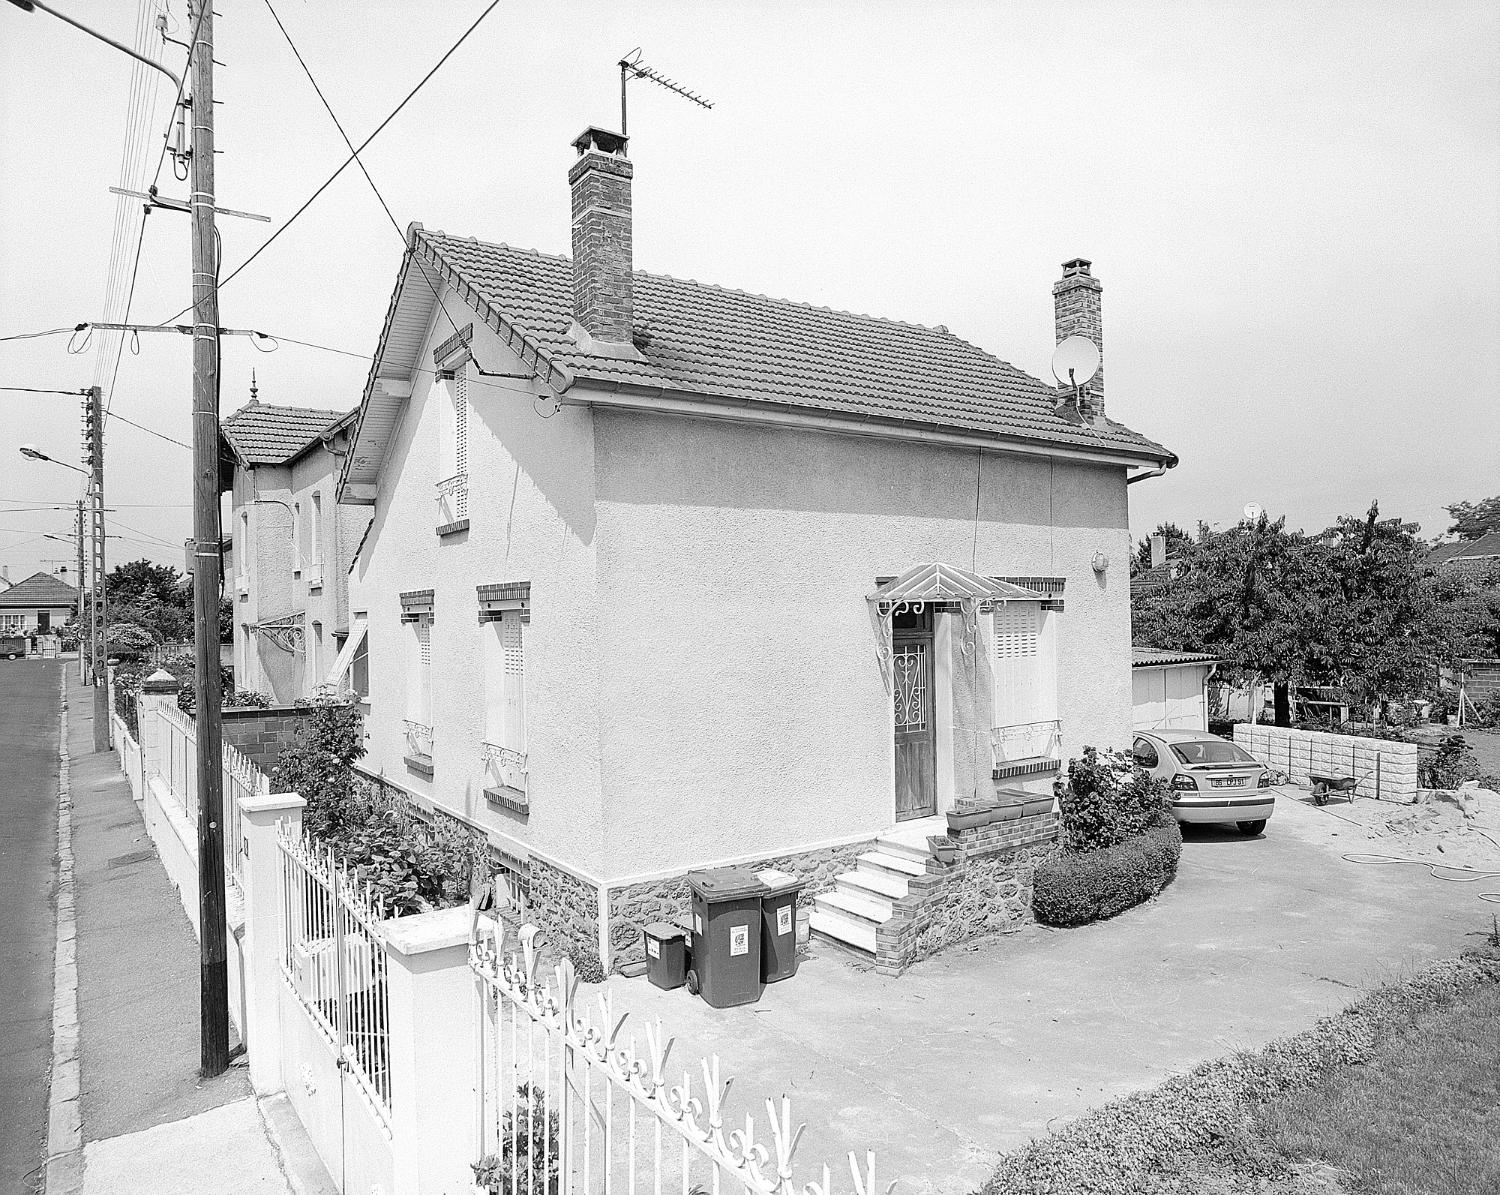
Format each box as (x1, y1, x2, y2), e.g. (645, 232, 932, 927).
(1126, 465, 1170, 485)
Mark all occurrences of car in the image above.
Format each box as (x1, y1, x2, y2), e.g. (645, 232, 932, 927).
(1, 635, 27, 660)
(1131, 729, 1275, 835)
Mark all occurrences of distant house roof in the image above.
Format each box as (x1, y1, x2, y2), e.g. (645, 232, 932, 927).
(0, 571, 79, 609)
(220, 400, 355, 468)
(1132, 647, 1217, 668)
(345, 226, 1176, 493)
(1130, 558, 1182, 597)
(1428, 531, 1500, 573)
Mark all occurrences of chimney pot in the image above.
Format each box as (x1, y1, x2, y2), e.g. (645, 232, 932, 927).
(569, 127, 635, 347)
(1053, 256, 1105, 421)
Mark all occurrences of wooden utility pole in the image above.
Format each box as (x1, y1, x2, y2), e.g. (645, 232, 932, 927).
(188, 0, 230, 1078)
(74, 499, 85, 682)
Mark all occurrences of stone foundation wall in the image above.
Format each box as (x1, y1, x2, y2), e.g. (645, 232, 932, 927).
(875, 813, 1060, 974)
(528, 855, 601, 968)
(606, 837, 877, 972)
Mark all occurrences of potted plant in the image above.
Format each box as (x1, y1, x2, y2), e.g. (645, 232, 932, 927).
(927, 834, 960, 865)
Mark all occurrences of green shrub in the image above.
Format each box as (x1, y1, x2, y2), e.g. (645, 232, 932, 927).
(1032, 815, 1182, 927)
(1054, 746, 1172, 852)
(1418, 735, 1481, 789)
(472, 1085, 560, 1195)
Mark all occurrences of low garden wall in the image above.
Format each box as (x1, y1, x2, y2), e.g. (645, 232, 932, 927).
(219, 704, 317, 772)
(1233, 723, 1417, 802)
(875, 813, 1061, 974)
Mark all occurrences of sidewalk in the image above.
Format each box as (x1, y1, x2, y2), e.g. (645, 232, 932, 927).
(55, 669, 320, 1195)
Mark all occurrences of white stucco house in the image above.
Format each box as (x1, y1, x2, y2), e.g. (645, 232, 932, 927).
(335, 127, 1176, 972)
(221, 389, 368, 705)
(0, 571, 79, 644)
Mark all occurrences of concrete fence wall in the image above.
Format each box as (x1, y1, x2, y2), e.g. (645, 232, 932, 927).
(1233, 723, 1418, 802)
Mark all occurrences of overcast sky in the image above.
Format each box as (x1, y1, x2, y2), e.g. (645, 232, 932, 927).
(2, 0, 1496, 585)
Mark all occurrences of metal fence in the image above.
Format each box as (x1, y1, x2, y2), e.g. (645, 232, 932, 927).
(471, 928, 891, 1195)
(224, 741, 268, 888)
(158, 703, 198, 819)
(277, 823, 393, 1123)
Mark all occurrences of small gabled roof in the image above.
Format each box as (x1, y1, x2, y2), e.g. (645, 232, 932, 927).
(344, 225, 1177, 495)
(0, 571, 79, 608)
(1132, 647, 1218, 668)
(1428, 531, 1500, 569)
(869, 563, 1045, 607)
(220, 399, 354, 468)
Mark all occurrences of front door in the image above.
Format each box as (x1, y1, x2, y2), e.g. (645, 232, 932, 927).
(37, 612, 50, 633)
(892, 607, 936, 820)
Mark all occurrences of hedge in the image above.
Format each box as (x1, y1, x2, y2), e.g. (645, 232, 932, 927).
(1032, 814, 1182, 927)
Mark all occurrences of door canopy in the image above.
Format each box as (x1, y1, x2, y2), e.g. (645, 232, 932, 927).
(867, 563, 1044, 688)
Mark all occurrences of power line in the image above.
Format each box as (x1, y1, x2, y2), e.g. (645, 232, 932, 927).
(0, 386, 86, 395)
(108, 409, 191, 449)
(0, 327, 82, 343)
(156, 0, 502, 324)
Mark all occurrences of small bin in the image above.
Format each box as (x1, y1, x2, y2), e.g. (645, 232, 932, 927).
(756, 869, 804, 983)
(642, 922, 688, 990)
(687, 868, 765, 1008)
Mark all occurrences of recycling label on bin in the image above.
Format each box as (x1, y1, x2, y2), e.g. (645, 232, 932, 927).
(647, 939, 660, 959)
(730, 924, 749, 956)
(777, 905, 792, 936)
(694, 913, 702, 934)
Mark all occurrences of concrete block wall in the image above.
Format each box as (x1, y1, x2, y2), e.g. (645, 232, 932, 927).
(219, 705, 316, 773)
(1233, 724, 1418, 802)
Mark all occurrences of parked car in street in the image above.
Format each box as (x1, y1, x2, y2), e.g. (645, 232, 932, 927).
(1131, 729, 1275, 835)
(1, 635, 28, 660)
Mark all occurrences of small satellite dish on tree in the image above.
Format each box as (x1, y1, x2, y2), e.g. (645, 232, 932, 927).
(1243, 502, 1264, 522)
(1051, 335, 1101, 390)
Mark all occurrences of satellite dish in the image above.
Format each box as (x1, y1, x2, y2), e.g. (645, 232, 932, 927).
(1243, 502, 1263, 522)
(1051, 335, 1100, 388)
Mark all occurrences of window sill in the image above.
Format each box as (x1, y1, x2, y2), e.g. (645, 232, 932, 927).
(484, 785, 528, 815)
(403, 753, 434, 778)
(436, 518, 470, 538)
(992, 756, 1061, 780)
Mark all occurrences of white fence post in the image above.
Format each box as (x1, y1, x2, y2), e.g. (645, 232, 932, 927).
(382, 907, 478, 1195)
(239, 790, 305, 1094)
(137, 669, 181, 784)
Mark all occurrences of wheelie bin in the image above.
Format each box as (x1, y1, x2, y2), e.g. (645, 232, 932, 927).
(643, 922, 688, 990)
(686, 868, 764, 1008)
(756, 869, 804, 983)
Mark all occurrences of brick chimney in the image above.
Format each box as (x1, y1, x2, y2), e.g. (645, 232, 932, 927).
(569, 127, 634, 349)
(1053, 258, 1104, 420)
(1150, 533, 1166, 569)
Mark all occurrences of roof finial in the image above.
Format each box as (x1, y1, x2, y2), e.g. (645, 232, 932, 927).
(250, 369, 258, 402)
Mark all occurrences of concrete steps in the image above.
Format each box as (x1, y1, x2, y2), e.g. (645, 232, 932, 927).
(812, 846, 931, 957)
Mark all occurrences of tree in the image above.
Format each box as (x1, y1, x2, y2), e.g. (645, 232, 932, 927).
(1131, 522, 1194, 577)
(107, 559, 187, 608)
(1443, 495, 1500, 541)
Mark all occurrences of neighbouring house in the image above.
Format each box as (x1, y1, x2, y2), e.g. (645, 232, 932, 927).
(1428, 530, 1500, 579)
(0, 570, 79, 641)
(1131, 648, 1217, 731)
(335, 127, 1176, 972)
(220, 385, 368, 706)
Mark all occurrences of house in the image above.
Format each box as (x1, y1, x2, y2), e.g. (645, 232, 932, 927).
(1427, 530, 1500, 579)
(1131, 648, 1217, 731)
(220, 388, 368, 705)
(335, 127, 1176, 970)
(0, 570, 79, 640)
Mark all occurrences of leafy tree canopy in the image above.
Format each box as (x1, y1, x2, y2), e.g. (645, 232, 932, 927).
(1131, 522, 1195, 577)
(1443, 495, 1500, 541)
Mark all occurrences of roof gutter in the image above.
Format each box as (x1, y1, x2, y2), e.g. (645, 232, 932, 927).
(1126, 464, 1171, 485)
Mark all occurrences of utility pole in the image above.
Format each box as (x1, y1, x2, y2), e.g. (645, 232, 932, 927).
(188, 0, 230, 1078)
(84, 385, 108, 752)
(75, 499, 85, 683)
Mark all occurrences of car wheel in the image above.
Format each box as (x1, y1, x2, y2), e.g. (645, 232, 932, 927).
(1237, 820, 1267, 836)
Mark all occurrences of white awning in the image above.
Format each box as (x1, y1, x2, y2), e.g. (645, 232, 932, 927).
(867, 562, 1044, 611)
(324, 615, 367, 688)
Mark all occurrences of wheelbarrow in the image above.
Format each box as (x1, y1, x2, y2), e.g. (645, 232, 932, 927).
(1309, 772, 1358, 806)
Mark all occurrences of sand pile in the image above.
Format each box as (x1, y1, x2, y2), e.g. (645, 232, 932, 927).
(1334, 783, 1500, 872)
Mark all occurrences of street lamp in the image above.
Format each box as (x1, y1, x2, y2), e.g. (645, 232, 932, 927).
(19, 444, 87, 475)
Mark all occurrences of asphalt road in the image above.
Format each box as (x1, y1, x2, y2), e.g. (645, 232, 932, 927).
(0, 659, 60, 1195)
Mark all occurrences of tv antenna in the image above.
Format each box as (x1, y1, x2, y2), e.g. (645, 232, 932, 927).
(618, 48, 713, 136)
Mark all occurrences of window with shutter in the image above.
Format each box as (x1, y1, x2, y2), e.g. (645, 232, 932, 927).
(454, 370, 468, 478)
(502, 616, 525, 751)
(991, 602, 1058, 755)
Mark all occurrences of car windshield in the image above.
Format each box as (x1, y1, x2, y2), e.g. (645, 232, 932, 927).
(1170, 739, 1256, 765)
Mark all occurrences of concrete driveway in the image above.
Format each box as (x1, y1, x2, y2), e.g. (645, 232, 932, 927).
(596, 791, 1485, 1195)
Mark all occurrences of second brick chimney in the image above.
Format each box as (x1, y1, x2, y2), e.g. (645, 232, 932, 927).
(1053, 258, 1104, 420)
(569, 127, 634, 349)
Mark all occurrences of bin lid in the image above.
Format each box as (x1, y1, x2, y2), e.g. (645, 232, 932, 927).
(643, 921, 686, 941)
(756, 868, 803, 895)
(687, 867, 765, 900)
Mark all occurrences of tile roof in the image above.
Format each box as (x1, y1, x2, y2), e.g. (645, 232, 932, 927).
(413, 231, 1175, 464)
(1132, 647, 1218, 667)
(221, 400, 353, 466)
(0, 571, 79, 608)
(1428, 531, 1500, 568)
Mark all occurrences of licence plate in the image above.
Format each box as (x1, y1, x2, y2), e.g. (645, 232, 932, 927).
(1212, 777, 1245, 788)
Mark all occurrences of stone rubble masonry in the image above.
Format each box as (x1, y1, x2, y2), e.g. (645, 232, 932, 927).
(527, 855, 602, 967)
(875, 812, 1061, 975)
(605, 838, 878, 973)
(1052, 258, 1104, 418)
(219, 704, 316, 773)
